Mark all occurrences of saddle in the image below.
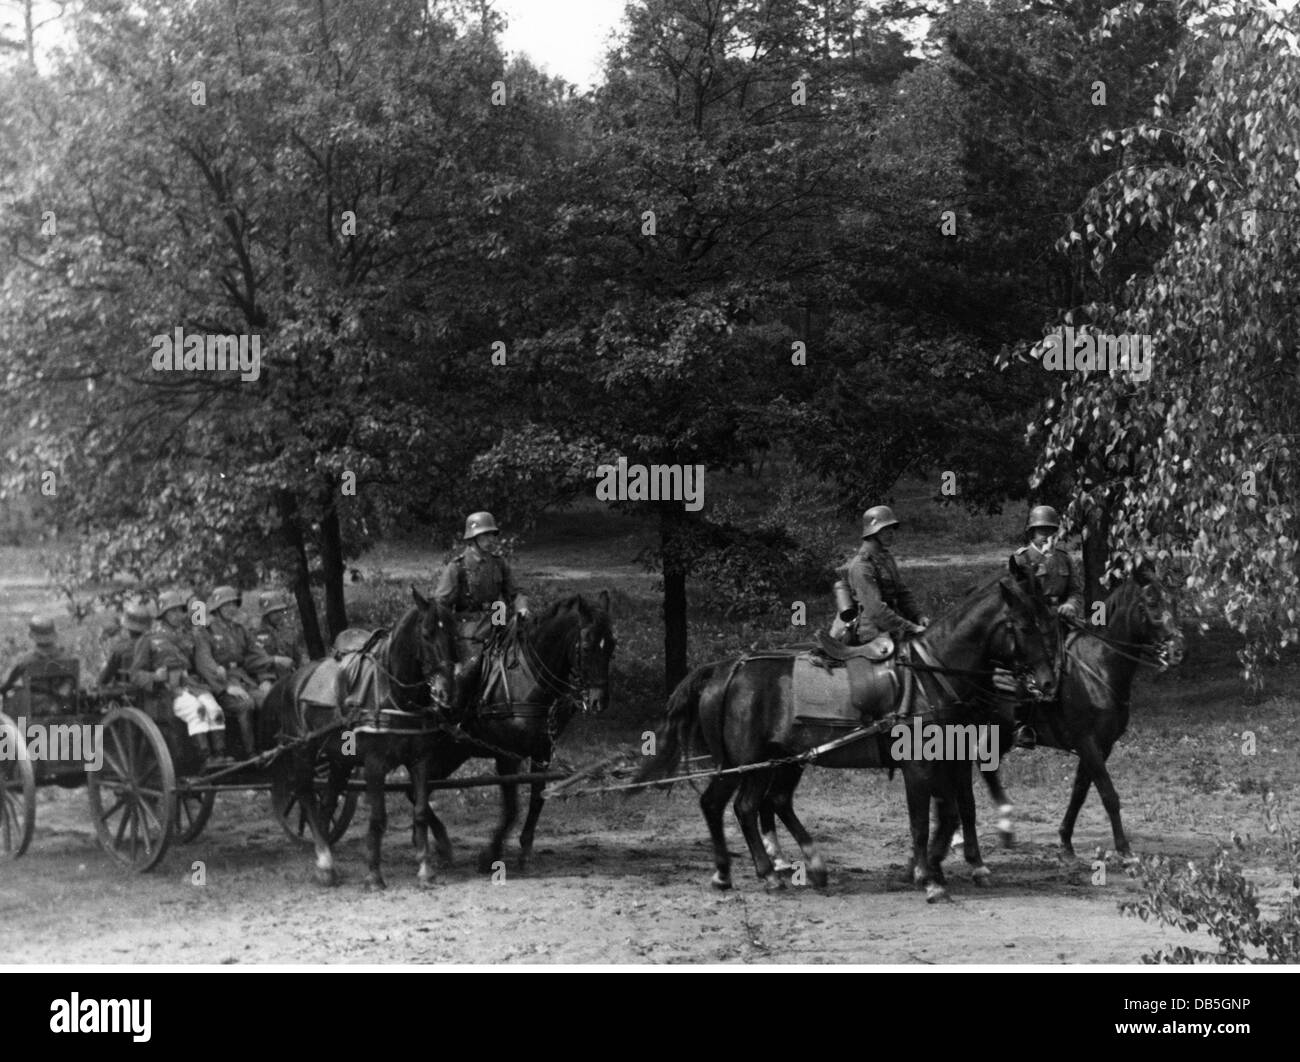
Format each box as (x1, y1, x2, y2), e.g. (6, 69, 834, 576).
(792, 650, 900, 726)
(298, 628, 388, 719)
(813, 630, 894, 662)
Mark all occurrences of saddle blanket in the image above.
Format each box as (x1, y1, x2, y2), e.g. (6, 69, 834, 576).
(791, 653, 898, 726)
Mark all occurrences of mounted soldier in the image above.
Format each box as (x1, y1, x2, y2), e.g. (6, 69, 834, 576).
(1006, 504, 1084, 748)
(98, 602, 153, 687)
(197, 585, 275, 758)
(130, 590, 229, 764)
(0, 616, 81, 715)
(828, 505, 932, 719)
(432, 511, 529, 709)
(254, 590, 309, 677)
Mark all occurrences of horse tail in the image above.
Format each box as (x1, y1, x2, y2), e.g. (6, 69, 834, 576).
(636, 663, 712, 785)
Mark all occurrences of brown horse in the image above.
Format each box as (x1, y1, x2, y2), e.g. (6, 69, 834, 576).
(423, 591, 616, 873)
(261, 588, 456, 889)
(638, 568, 1060, 900)
(952, 568, 1185, 863)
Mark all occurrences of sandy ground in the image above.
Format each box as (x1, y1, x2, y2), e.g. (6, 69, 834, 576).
(1, 756, 1216, 964)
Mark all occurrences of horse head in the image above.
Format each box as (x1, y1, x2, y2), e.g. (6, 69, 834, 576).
(533, 590, 617, 714)
(1129, 563, 1185, 669)
(995, 561, 1061, 700)
(409, 586, 456, 709)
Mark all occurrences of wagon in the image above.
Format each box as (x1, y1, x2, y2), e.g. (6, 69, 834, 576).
(0, 662, 358, 872)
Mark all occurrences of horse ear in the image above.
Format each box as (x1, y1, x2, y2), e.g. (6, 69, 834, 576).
(411, 585, 429, 610)
(598, 589, 611, 614)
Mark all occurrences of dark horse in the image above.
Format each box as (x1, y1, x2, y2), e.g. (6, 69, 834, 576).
(638, 569, 1060, 900)
(955, 567, 1185, 862)
(261, 588, 456, 888)
(423, 591, 616, 873)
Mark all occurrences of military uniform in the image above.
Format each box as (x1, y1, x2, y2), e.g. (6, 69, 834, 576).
(1012, 543, 1084, 616)
(1, 618, 80, 716)
(254, 591, 309, 676)
(842, 538, 926, 642)
(130, 597, 226, 753)
(98, 604, 152, 687)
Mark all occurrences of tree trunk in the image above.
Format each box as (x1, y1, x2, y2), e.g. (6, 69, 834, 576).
(1081, 499, 1110, 616)
(277, 489, 325, 658)
(660, 506, 689, 695)
(318, 491, 349, 641)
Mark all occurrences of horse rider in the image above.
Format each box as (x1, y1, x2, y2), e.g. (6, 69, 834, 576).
(197, 585, 276, 758)
(130, 590, 229, 764)
(1006, 504, 1085, 748)
(830, 505, 932, 720)
(254, 590, 309, 677)
(432, 511, 529, 710)
(0, 615, 81, 714)
(98, 602, 153, 687)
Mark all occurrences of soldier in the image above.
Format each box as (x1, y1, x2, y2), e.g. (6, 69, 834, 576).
(98, 603, 153, 687)
(1006, 504, 1084, 748)
(196, 586, 275, 758)
(254, 591, 309, 677)
(831, 506, 932, 719)
(432, 511, 529, 707)
(0, 616, 80, 714)
(131, 590, 228, 764)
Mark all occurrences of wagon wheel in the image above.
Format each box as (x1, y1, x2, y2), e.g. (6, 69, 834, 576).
(271, 756, 357, 846)
(85, 706, 175, 872)
(174, 788, 217, 843)
(0, 712, 35, 860)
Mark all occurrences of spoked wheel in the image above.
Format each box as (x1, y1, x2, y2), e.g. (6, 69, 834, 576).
(0, 712, 36, 860)
(174, 788, 216, 843)
(86, 706, 175, 872)
(271, 755, 357, 846)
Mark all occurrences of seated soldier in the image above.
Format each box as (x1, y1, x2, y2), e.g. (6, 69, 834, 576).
(1005, 504, 1084, 748)
(0, 615, 80, 715)
(254, 590, 309, 677)
(130, 590, 229, 764)
(432, 511, 529, 711)
(831, 506, 932, 719)
(197, 586, 275, 758)
(98, 602, 153, 687)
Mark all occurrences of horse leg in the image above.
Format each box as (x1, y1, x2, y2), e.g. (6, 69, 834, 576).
(1077, 736, 1133, 859)
(758, 796, 792, 872)
(428, 806, 454, 866)
(478, 756, 519, 874)
(982, 763, 1015, 849)
(700, 773, 741, 890)
(768, 766, 827, 888)
(411, 754, 435, 886)
(901, 766, 932, 889)
(1058, 757, 1092, 859)
(518, 754, 549, 868)
(294, 751, 338, 888)
(734, 772, 782, 890)
(956, 764, 991, 885)
(363, 752, 389, 891)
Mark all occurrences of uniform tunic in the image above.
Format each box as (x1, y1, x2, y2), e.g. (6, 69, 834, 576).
(255, 621, 309, 673)
(1012, 543, 1084, 613)
(199, 615, 274, 688)
(842, 538, 924, 641)
(129, 623, 224, 734)
(98, 632, 141, 686)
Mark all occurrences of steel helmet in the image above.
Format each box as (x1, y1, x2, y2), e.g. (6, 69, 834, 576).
(156, 590, 190, 617)
(259, 590, 290, 615)
(1026, 505, 1061, 532)
(463, 511, 500, 541)
(209, 585, 242, 612)
(861, 505, 900, 539)
(123, 602, 154, 633)
(29, 615, 57, 647)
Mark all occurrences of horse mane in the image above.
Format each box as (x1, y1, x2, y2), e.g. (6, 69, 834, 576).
(538, 593, 589, 623)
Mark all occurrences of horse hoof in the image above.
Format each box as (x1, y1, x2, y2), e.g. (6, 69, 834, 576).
(772, 858, 794, 873)
(1059, 844, 1076, 861)
(315, 867, 340, 888)
(710, 871, 732, 891)
(417, 874, 436, 889)
(435, 844, 455, 867)
(912, 865, 926, 885)
(364, 876, 386, 892)
(972, 865, 992, 886)
(925, 883, 950, 903)
(999, 829, 1016, 850)
(763, 873, 788, 892)
(477, 851, 501, 875)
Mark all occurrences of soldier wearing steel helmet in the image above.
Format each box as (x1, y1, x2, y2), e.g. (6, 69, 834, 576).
(130, 590, 229, 764)
(432, 511, 529, 706)
(195, 586, 275, 758)
(254, 590, 308, 677)
(98, 602, 154, 687)
(0, 616, 81, 714)
(1004, 504, 1084, 748)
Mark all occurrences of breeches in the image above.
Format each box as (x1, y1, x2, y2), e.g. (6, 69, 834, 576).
(173, 690, 225, 735)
